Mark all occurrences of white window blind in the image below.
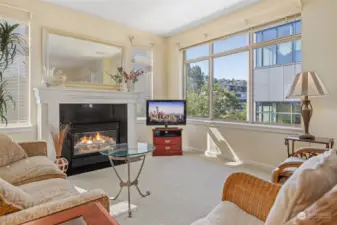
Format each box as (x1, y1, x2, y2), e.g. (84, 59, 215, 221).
(131, 48, 153, 117)
(1, 19, 29, 126)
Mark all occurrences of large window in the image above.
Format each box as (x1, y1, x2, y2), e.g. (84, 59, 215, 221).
(185, 60, 209, 118)
(183, 19, 301, 126)
(1, 19, 29, 126)
(132, 47, 153, 117)
(213, 52, 248, 120)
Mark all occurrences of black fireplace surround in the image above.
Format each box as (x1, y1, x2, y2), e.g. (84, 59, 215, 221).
(60, 104, 127, 175)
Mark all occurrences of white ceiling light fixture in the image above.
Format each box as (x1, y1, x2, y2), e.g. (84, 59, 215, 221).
(41, 0, 261, 36)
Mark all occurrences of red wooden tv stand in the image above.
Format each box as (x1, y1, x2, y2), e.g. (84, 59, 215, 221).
(152, 127, 183, 156)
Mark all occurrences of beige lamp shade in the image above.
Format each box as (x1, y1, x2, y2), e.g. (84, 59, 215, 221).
(286, 71, 329, 99)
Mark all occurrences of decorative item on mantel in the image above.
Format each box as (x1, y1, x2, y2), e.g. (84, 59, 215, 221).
(42, 66, 68, 87)
(112, 67, 144, 92)
(51, 124, 69, 172)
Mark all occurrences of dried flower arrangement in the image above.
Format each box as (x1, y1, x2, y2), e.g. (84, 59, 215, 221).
(50, 124, 69, 157)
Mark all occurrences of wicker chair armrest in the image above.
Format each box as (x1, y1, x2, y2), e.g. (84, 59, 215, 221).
(272, 162, 303, 183)
(18, 141, 48, 157)
(292, 147, 328, 157)
(222, 173, 281, 222)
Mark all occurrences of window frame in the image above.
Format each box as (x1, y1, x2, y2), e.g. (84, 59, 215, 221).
(182, 17, 302, 127)
(0, 17, 31, 129)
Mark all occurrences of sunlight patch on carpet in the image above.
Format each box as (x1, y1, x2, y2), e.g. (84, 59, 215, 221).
(110, 201, 137, 217)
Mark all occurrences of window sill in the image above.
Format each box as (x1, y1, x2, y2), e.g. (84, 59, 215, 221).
(187, 119, 302, 134)
(0, 124, 34, 133)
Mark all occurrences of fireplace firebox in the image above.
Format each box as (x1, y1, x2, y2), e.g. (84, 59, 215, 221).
(60, 104, 127, 175)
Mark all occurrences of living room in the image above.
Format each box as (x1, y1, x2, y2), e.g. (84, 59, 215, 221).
(1, 0, 337, 224)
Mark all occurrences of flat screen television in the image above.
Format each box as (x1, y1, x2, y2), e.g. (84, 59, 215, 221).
(146, 100, 186, 127)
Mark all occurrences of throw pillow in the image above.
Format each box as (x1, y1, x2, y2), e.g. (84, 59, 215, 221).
(0, 133, 28, 167)
(0, 178, 34, 216)
(265, 149, 337, 225)
(284, 183, 337, 225)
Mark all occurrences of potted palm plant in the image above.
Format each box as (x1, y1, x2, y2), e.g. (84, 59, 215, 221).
(0, 21, 26, 125)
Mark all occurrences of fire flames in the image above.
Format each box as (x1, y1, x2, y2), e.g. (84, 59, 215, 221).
(74, 132, 116, 154)
(80, 132, 114, 144)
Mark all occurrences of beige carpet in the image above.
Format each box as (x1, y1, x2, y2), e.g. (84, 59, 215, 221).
(68, 152, 270, 225)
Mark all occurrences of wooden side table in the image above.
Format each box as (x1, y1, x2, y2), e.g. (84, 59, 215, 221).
(285, 135, 334, 157)
(23, 202, 119, 225)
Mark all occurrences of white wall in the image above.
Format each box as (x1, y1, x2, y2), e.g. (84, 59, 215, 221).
(166, 0, 335, 170)
(302, 0, 337, 140)
(0, 0, 167, 142)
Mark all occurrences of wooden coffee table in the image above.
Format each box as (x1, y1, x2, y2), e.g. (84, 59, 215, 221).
(23, 202, 119, 225)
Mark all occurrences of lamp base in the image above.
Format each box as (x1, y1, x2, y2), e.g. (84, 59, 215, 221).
(299, 133, 315, 140)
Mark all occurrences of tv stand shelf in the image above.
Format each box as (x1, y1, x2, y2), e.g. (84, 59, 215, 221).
(152, 128, 183, 156)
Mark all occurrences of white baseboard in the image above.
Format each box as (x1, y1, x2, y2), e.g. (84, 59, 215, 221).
(185, 146, 275, 172)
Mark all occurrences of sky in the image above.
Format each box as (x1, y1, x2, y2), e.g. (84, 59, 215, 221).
(148, 101, 185, 115)
(186, 34, 249, 81)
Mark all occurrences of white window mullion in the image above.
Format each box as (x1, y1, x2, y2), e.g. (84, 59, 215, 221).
(248, 31, 254, 123)
(209, 43, 214, 120)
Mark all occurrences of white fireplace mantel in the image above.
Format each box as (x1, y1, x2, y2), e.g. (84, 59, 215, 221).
(33, 86, 144, 158)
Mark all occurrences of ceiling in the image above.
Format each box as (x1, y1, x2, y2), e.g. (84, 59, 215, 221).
(41, 0, 261, 36)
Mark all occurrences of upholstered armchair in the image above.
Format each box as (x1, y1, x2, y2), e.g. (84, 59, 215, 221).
(272, 147, 328, 184)
(0, 140, 66, 186)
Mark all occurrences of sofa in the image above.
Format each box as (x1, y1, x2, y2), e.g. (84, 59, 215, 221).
(0, 135, 110, 225)
(192, 149, 337, 225)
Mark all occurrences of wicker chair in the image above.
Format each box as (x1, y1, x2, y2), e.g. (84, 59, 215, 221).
(272, 147, 328, 184)
(222, 173, 281, 222)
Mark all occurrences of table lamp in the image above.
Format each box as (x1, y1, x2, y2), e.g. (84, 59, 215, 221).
(286, 71, 328, 139)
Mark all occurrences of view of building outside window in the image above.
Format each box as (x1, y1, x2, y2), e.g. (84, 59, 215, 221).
(253, 20, 302, 125)
(213, 52, 248, 120)
(185, 60, 209, 118)
(184, 19, 301, 126)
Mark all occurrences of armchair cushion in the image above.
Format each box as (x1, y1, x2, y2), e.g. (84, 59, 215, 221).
(19, 178, 78, 205)
(0, 178, 33, 216)
(0, 189, 110, 225)
(191, 201, 264, 225)
(266, 149, 337, 225)
(0, 134, 27, 167)
(0, 156, 66, 186)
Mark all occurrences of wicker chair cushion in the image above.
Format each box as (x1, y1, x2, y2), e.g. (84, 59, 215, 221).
(0, 134, 27, 167)
(285, 183, 337, 225)
(265, 149, 337, 225)
(0, 178, 33, 216)
(191, 201, 264, 225)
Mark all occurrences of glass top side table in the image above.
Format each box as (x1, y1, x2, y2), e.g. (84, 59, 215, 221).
(100, 143, 155, 218)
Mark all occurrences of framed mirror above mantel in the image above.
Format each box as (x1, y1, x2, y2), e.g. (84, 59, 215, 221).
(42, 28, 125, 90)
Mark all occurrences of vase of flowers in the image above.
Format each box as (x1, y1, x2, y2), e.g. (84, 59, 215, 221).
(112, 67, 144, 92)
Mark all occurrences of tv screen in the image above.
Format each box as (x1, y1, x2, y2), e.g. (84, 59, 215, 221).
(146, 100, 186, 126)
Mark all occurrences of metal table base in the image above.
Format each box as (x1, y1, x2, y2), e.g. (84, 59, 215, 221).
(108, 154, 150, 218)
